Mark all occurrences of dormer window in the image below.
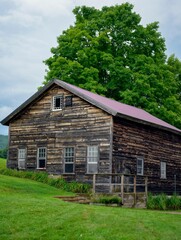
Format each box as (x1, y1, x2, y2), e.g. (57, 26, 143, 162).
(52, 95, 72, 110)
(53, 95, 64, 110)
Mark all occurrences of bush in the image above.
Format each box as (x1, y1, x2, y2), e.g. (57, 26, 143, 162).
(166, 195, 181, 210)
(147, 193, 181, 210)
(92, 194, 122, 205)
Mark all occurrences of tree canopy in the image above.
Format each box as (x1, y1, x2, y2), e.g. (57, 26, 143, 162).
(43, 3, 181, 129)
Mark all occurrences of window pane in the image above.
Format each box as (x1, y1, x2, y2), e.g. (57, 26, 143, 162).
(37, 148, 46, 168)
(64, 148, 74, 173)
(39, 148, 46, 158)
(65, 163, 73, 173)
(87, 146, 98, 173)
(39, 159, 45, 168)
(64, 147, 74, 163)
(18, 160, 25, 169)
(137, 158, 143, 175)
(161, 162, 166, 178)
(55, 97, 60, 108)
(18, 149, 26, 169)
(18, 149, 26, 159)
(87, 163, 97, 173)
(53, 95, 63, 110)
(87, 146, 98, 163)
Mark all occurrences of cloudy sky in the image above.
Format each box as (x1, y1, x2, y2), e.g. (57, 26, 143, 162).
(0, 0, 181, 135)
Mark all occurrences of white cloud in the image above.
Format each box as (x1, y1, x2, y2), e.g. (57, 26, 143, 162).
(15, 0, 73, 17)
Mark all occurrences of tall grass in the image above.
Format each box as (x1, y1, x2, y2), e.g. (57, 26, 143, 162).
(147, 193, 181, 210)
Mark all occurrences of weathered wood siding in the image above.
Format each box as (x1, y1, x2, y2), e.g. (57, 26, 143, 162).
(113, 117, 181, 194)
(8, 84, 112, 182)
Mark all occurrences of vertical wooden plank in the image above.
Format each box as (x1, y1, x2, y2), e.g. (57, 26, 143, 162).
(93, 174, 96, 194)
(134, 175, 137, 206)
(145, 176, 148, 197)
(121, 175, 124, 204)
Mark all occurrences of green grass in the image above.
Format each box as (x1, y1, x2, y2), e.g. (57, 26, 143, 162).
(0, 172, 181, 240)
(0, 158, 6, 168)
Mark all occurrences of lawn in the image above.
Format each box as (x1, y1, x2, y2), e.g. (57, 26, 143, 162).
(0, 158, 181, 240)
(0, 159, 181, 240)
(0, 157, 6, 168)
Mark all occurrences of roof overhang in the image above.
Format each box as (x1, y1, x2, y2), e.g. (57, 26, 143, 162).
(116, 113, 181, 136)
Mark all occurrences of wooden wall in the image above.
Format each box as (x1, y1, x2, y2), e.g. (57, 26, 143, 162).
(112, 117, 181, 194)
(8, 84, 112, 183)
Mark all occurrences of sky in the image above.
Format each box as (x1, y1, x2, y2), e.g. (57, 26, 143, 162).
(0, 0, 181, 135)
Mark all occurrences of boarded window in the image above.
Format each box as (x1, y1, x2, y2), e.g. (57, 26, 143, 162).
(53, 95, 64, 110)
(65, 96, 73, 107)
(37, 147, 46, 169)
(160, 161, 166, 179)
(64, 147, 74, 173)
(137, 157, 144, 175)
(87, 146, 98, 173)
(18, 148, 26, 169)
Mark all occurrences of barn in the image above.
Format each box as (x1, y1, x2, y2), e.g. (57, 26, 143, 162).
(1, 79, 181, 194)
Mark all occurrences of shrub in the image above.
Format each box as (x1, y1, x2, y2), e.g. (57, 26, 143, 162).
(92, 194, 122, 205)
(147, 193, 181, 210)
(166, 195, 181, 210)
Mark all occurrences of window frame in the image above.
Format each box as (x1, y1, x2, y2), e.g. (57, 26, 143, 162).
(137, 157, 144, 176)
(37, 147, 46, 169)
(64, 147, 75, 174)
(160, 161, 166, 179)
(87, 145, 99, 174)
(18, 148, 26, 169)
(52, 95, 64, 111)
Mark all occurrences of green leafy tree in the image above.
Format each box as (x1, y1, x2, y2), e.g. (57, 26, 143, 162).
(0, 148, 8, 159)
(44, 3, 181, 128)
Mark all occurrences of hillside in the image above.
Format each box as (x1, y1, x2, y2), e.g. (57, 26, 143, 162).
(0, 166, 180, 239)
(0, 134, 8, 149)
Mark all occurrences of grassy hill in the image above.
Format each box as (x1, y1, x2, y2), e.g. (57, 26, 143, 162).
(0, 158, 180, 240)
(0, 135, 8, 149)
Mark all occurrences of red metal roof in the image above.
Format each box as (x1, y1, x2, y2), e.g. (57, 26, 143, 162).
(59, 80, 181, 133)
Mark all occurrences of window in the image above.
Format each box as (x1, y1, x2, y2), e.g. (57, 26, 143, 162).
(18, 148, 26, 169)
(37, 147, 46, 169)
(87, 146, 98, 173)
(53, 95, 64, 110)
(65, 96, 73, 107)
(160, 162, 166, 179)
(64, 147, 74, 173)
(137, 157, 144, 175)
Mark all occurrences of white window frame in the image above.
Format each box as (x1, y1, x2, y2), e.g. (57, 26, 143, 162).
(87, 145, 99, 174)
(137, 157, 144, 175)
(160, 161, 166, 179)
(37, 147, 46, 169)
(18, 148, 26, 169)
(52, 95, 64, 111)
(64, 147, 74, 173)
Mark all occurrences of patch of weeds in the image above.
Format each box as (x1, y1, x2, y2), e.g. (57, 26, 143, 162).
(92, 194, 122, 205)
(147, 193, 181, 210)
